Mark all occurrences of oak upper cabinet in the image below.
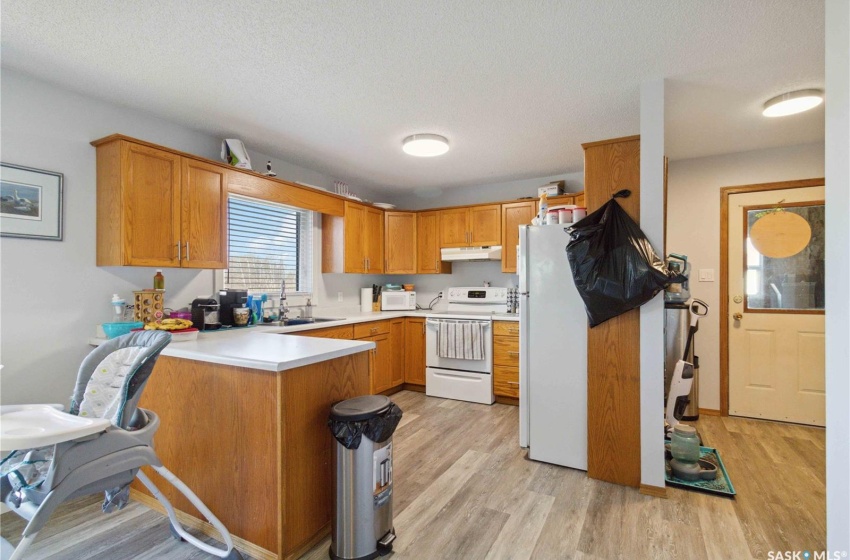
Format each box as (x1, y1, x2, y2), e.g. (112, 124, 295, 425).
(404, 317, 426, 386)
(182, 159, 227, 268)
(439, 204, 502, 248)
(575, 192, 586, 207)
(364, 206, 385, 274)
(500, 201, 536, 273)
(94, 138, 227, 268)
(384, 212, 417, 274)
(324, 202, 385, 274)
(389, 318, 406, 388)
(417, 211, 452, 274)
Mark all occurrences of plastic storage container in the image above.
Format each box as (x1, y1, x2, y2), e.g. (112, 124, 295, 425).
(670, 424, 701, 463)
(328, 395, 403, 560)
(102, 322, 144, 339)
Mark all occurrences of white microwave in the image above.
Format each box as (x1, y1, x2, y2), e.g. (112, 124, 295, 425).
(381, 291, 417, 311)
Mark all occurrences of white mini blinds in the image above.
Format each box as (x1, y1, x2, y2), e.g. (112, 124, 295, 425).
(225, 194, 313, 295)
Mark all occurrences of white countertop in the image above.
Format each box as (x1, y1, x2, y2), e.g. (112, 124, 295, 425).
(88, 309, 520, 371)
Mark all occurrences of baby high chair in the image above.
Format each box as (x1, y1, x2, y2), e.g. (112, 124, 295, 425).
(0, 330, 242, 560)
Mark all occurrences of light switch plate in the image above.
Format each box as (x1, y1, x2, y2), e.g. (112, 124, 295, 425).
(698, 269, 715, 282)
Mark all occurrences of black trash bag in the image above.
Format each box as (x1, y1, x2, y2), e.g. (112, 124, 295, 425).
(328, 403, 403, 450)
(566, 191, 685, 327)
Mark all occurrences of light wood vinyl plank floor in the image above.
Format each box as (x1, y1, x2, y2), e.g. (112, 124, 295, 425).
(1, 391, 825, 559)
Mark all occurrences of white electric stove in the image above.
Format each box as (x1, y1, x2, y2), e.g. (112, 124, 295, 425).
(424, 287, 508, 404)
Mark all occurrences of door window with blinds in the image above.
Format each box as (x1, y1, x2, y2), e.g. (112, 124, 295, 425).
(225, 194, 314, 296)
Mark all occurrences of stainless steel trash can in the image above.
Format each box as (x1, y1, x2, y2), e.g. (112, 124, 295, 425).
(328, 395, 401, 560)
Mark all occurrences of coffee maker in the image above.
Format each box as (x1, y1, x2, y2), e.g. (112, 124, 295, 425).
(218, 289, 248, 326)
(191, 298, 220, 331)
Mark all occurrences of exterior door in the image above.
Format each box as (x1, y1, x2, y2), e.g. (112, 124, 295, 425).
(728, 185, 825, 426)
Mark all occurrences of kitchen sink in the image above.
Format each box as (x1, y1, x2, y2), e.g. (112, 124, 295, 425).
(258, 317, 345, 327)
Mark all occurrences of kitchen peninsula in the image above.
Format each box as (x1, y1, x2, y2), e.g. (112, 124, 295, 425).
(128, 330, 374, 560)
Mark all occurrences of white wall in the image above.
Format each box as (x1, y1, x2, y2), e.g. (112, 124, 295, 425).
(0, 69, 379, 405)
(666, 142, 825, 411)
(639, 79, 666, 490)
(825, 0, 850, 550)
(386, 172, 584, 210)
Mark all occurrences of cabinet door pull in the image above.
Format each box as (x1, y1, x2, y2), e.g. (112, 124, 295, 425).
(507, 381, 520, 386)
(435, 258, 439, 271)
(176, 242, 181, 261)
(508, 351, 520, 357)
(184, 241, 190, 261)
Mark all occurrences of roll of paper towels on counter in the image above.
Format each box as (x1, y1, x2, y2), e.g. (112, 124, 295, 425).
(361, 288, 373, 313)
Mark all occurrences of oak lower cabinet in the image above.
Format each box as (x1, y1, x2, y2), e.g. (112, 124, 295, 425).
(295, 325, 354, 339)
(389, 318, 406, 387)
(404, 317, 426, 386)
(416, 211, 451, 274)
(93, 138, 228, 268)
(384, 212, 417, 274)
(501, 201, 537, 273)
(132, 353, 371, 560)
(438, 204, 501, 248)
(493, 321, 520, 401)
(354, 320, 392, 394)
(323, 202, 385, 274)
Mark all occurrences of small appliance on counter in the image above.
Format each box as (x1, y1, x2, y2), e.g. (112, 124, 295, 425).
(381, 290, 416, 311)
(218, 289, 248, 326)
(191, 298, 220, 331)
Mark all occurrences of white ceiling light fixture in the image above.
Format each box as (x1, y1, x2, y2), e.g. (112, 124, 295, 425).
(402, 134, 450, 157)
(762, 89, 824, 117)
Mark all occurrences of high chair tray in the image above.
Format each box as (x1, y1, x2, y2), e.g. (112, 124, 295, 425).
(0, 405, 111, 450)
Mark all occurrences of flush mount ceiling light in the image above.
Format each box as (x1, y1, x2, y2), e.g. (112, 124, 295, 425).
(762, 89, 824, 117)
(402, 134, 449, 157)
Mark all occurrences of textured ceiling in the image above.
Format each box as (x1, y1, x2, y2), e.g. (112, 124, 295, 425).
(1, 1, 824, 192)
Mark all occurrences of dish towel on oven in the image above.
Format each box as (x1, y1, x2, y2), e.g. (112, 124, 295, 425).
(437, 321, 485, 360)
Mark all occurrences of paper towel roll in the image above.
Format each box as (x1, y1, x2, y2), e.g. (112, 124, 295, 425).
(361, 288, 373, 313)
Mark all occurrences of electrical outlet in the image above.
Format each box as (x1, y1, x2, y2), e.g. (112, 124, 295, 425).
(337, 292, 344, 302)
(437, 291, 444, 299)
(698, 269, 715, 282)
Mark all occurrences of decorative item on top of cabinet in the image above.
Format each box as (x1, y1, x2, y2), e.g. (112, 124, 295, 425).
(439, 204, 501, 248)
(501, 201, 537, 273)
(492, 320, 520, 404)
(416, 211, 452, 274)
(403, 317, 426, 388)
(385, 212, 417, 274)
(322, 201, 385, 274)
(93, 138, 227, 268)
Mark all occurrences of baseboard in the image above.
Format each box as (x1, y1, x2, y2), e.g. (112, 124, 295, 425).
(698, 408, 722, 416)
(639, 484, 668, 499)
(402, 383, 425, 393)
(379, 385, 404, 396)
(130, 489, 277, 560)
(495, 396, 519, 406)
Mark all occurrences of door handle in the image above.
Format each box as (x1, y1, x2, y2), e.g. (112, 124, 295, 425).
(507, 382, 519, 386)
(733, 312, 743, 321)
(176, 242, 181, 261)
(507, 351, 520, 357)
(184, 241, 190, 261)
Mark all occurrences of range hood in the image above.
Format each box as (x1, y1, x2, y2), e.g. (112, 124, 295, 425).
(441, 246, 503, 262)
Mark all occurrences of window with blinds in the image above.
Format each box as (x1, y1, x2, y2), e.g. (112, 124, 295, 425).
(225, 194, 313, 296)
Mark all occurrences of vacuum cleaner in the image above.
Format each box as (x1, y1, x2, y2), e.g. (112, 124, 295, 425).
(665, 298, 708, 438)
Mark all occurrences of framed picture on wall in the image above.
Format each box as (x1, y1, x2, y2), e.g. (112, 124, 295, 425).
(0, 163, 64, 241)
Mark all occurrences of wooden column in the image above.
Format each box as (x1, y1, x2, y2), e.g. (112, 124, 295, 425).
(581, 135, 642, 488)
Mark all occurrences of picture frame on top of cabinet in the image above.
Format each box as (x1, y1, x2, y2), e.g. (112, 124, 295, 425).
(0, 162, 64, 241)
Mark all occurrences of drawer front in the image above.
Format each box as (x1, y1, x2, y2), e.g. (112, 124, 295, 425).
(298, 325, 353, 339)
(493, 336, 520, 366)
(493, 365, 520, 398)
(354, 320, 390, 339)
(493, 321, 520, 337)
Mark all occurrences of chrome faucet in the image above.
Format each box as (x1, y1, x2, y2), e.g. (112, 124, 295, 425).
(279, 276, 289, 321)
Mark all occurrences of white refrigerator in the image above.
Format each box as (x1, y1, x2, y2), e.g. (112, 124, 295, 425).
(518, 224, 588, 470)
